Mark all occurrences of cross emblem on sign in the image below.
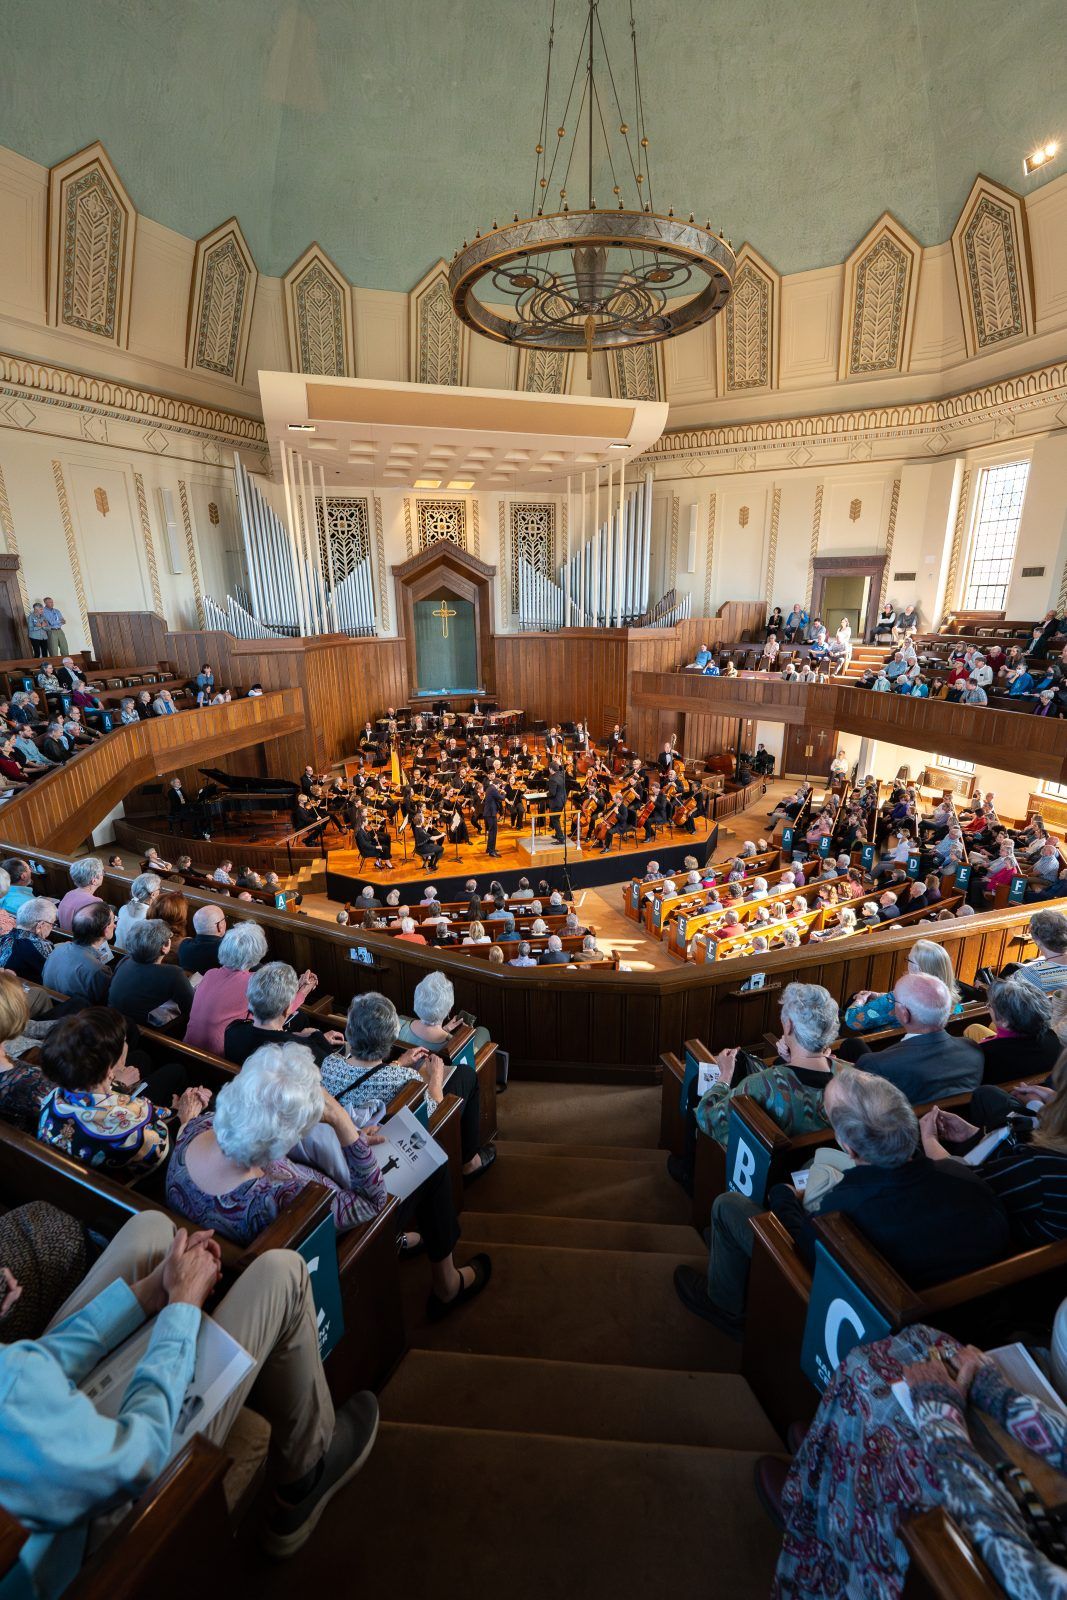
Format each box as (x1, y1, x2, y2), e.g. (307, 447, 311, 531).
(433, 600, 457, 638)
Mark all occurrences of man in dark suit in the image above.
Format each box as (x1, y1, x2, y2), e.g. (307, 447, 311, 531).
(656, 741, 675, 778)
(482, 778, 503, 859)
(546, 762, 566, 843)
(300, 765, 317, 796)
(167, 776, 187, 823)
(177, 904, 227, 973)
(538, 934, 570, 965)
(852, 972, 983, 1102)
(413, 813, 443, 871)
(674, 1064, 1010, 1336)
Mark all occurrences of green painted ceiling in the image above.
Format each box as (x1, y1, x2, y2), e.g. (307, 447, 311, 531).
(2, 0, 1063, 290)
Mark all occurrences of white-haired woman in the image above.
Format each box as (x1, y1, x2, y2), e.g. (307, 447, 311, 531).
(114, 872, 161, 949)
(668, 984, 843, 1198)
(184, 920, 270, 1055)
(397, 970, 491, 1056)
(810, 905, 858, 942)
(170, 1040, 491, 1317)
(323, 991, 495, 1183)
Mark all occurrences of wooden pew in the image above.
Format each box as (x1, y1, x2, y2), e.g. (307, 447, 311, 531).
(742, 1205, 1067, 1438)
(901, 1509, 1005, 1599)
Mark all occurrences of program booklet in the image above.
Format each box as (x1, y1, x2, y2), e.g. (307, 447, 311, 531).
(80, 1312, 254, 1462)
(371, 1104, 448, 1201)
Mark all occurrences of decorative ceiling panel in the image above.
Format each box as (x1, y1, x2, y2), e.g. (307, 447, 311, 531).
(186, 217, 258, 383)
(46, 142, 136, 348)
(282, 242, 354, 377)
(409, 259, 468, 386)
(951, 176, 1035, 359)
(840, 211, 922, 378)
(718, 243, 780, 394)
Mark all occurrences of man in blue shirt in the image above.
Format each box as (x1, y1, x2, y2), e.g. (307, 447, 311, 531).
(40, 598, 68, 656)
(0, 1212, 379, 1592)
(1007, 668, 1035, 697)
(691, 644, 711, 669)
(701, 657, 720, 676)
(0, 857, 34, 912)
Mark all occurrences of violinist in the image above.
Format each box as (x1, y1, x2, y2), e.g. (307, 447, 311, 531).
(412, 809, 444, 870)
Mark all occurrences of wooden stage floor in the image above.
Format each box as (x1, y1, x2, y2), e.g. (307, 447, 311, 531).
(326, 811, 720, 899)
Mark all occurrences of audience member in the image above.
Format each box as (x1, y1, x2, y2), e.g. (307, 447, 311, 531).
(848, 973, 982, 1100)
(108, 919, 194, 1027)
(177, 903, 227, 973)
(55, 857, 104, 932)
(0, 895, 57, 982)
(42, 901, 115, 1004)
(223, 962, 337, 1066)
(184, 921, 269, 1055)
(114, 872, 161, 948)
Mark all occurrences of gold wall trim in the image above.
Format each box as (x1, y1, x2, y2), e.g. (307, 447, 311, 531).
(50, 458, 89, 636)
(764, 485, 781, 609)
(880, 477, 902, 608)
(372, 494, 389, 629)
(703, 491, 717, 615)
(471, 497, 481, 560)
(177, 478, 205, 627)
(943, 467, 973, 613)
(132, 470, 163, 613)
(805, 482, 824, 610)
(0, 351, 266, 446)
(653, 359, 1067, 463)
(668, 493, 679, 587)
(402, 497, 413, 561)
(497, 500, 508, 620)
(0, 463, 30, 612)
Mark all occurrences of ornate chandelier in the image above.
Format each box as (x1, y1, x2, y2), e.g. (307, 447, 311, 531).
(449, 0, 735, 375)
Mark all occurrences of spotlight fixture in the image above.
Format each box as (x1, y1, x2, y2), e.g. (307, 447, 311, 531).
(1024, 141, 1059, 175)
(287, 422, 316, 432)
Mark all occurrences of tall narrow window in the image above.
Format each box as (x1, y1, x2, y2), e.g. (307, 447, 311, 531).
(963, 461, 1030, 611)
(1039, 780, 1067, 801)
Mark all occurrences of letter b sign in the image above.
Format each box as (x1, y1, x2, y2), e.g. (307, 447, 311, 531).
(725, 1109, 771, 1206)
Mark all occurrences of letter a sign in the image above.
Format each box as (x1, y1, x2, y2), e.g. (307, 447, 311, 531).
(725, 1108, 772, 1205)
(800, 1241, 891, 1392)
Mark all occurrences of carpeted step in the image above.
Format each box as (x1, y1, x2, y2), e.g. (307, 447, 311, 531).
(381, 1349, 781, 1451)
(498, 1081, 661, 1147)
(466, 1147, 691, 1224)
(458, 1209, 700, 1254)
(254, 1422, 781, 1600)
(495, 1137, 666, 1164)
(406, 1240, 738, 1372)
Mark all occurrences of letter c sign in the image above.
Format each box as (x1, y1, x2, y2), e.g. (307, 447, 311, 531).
(824, 1296, 866, 1368)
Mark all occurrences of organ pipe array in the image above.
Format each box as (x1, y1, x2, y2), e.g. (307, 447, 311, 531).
(229, 451, 377, 638)
(517, 464, 684, 632)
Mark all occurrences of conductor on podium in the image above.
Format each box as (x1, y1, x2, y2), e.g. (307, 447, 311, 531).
(482, 778, 503, 859)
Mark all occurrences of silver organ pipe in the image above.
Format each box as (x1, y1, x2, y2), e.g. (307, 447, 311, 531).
(231, 450, 377, 638)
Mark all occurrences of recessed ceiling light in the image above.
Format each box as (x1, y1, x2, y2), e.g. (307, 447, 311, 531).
(607, 441, 629, 450)
(287, 422, 316, 432)
(413, 477, 442, 489)
(447, 479, 476, 490)
(1024, 141, 1059, 175)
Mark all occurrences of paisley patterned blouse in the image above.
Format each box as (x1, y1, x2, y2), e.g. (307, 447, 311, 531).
(37, 1086, 170, 1173)
(166, 1112, 387, 1245)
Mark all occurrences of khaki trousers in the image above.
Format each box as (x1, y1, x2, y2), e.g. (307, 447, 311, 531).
(49, 1211, 334, 1479)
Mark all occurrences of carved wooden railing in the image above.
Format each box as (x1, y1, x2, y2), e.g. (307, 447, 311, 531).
(0, 690, 304, 852)
(630, 671, 1067, 784)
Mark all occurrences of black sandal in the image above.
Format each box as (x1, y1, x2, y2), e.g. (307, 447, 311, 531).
(426, 1253, 492, 1322)
(463, 1143, 498, 1183)
(397, 1231, 425, 1257)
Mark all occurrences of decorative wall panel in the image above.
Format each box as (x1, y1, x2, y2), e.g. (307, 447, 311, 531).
(840, 212, 921, 378)
(608, 344, 664, 402)
(719, 245, 779, 394)
(282, 243, 354, 377)
(509, 501, 556, 611)
(186, 219, 258, 382)
(409, 260, 468, 386)
(517, 347, 572, 394)
(416, 498, 468, 551)
(314, 495, 370, 580)
(951, 177, 1035, 359)
(47, 142, 136, 349)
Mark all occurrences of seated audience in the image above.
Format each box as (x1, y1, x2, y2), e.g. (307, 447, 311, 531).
(844, 938, 962, 1031)
(509, 939, 537, 967)
(42, 901, 115, 1004)
(539, 934, 570, 965)
(56, 856, 104, 932)
(0, 973, 55, 1132)
(38, 1007, 208, 1174)
(223, 962, 337, 1066)
(0, 1206, 382, 1573)
(847, 973, 982, 1101)
(0, 858, 33, 914)
(0, 895, 57, 982)
(1016, 908, 1067, 993)
(397, 969, 491, 1056)
(963, 975, 1061, 1083)
(674, 1067, 1010, 1336)
(108, 919, 194, 1026)
(178, 904, 227, 973)
(184, 921, 269, 1055)
(114, 872, 161, 948)
(169, 1040, 490, 1316)
(322, 992, 493, 1179)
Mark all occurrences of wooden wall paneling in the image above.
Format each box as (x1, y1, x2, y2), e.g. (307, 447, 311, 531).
(0, 840, 1050, 1076)
(89, 611, 169, 670)
(0, 692, 303, 852)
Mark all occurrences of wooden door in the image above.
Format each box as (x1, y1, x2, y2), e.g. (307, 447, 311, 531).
(782, 724, 837, 778)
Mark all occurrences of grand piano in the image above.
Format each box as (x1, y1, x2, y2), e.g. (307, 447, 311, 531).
(196, 768, 300, 821)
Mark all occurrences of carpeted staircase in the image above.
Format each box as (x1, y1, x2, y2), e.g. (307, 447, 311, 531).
(256, 1081, 784, 1599)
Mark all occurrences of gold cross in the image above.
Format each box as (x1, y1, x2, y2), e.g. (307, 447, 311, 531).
(433, 600, 457, 638)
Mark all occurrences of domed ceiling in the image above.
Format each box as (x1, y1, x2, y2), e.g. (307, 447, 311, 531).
(2, 0, 1062, 290)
